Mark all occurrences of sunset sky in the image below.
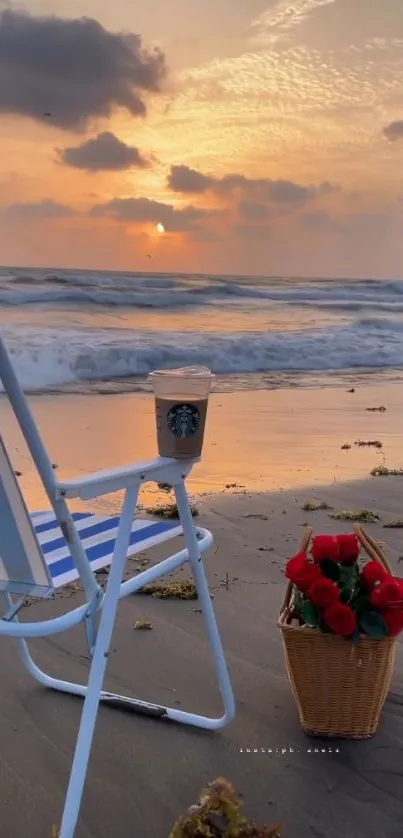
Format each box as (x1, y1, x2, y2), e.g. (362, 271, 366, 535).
(0, 0, 402, 277)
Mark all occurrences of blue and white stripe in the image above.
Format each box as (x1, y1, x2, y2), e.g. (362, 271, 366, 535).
(32, 511, 183, 589)
(0, 436, 54, 597)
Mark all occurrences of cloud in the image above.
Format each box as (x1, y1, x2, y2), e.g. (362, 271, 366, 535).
(3, 199, 77, 219)
(238, 201, 270, 221)
(383, 121, 403, 142)
(168, 165, 213, 194)
(300, 210, 336, 230)
(91, 197, 218, 232)
(59, 132, 150, 171)
(0, 10, 166, 130)
(168, 165, 335, 206)
(251, 0, 336, 45)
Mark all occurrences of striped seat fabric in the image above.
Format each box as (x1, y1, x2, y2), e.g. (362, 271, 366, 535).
(32, 512, 183, 589)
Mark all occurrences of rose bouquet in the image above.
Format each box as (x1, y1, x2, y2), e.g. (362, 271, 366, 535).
(285, 530, 403, 640)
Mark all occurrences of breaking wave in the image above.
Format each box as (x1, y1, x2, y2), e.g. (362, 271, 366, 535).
(1, 317, 403, 392)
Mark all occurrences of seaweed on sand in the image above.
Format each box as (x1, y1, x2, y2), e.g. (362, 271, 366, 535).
(365, 406, 386, 412)
(133, 620, 153, 630)
(137, 579, 198, 599)
(354, 439, 383, 448)
(301, 501, 332, 511)
(145, 502, 199, 519)
(330, 509, 379, 523)
(170, 777, 282, 838)
(371, 465, 403, 477)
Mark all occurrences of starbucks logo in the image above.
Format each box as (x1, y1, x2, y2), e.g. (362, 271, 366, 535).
(167, 403, 200, 438)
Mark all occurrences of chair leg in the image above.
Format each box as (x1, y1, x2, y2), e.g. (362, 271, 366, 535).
(58, 486, 139, 838)
(173, 480, 235, 725)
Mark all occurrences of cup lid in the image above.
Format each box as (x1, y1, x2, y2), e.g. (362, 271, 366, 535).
(149, 366, 214, 379)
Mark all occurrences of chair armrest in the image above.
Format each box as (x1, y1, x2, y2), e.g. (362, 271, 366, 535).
(56, 456, 199, 500)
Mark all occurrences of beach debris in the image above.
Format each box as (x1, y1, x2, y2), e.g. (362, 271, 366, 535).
(347, 388, 355, 393)
(371, 465, 403, 477)
(133, 557, 150, 571)
(354, 439, 383, 449)
(341, 443, 351, 450)
(330, 509, 379, 523)
(301, 501, 333, 511)
(13, 469, 22, 477)
(145, 502, 199, 519)
(366, 406, 386, 412)
(133, 620, 153, 630)
(169, 777, 282, 838)
(243, 513, 269, 520)
(383, 520, 403, 529)
(157, 482, 172, 493)
(137, 579, 198, 599)
(52, 463, 59, 470)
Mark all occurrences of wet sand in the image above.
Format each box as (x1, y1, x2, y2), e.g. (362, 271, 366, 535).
(0, 384, 403, 836)
(0, 382, 401, 505)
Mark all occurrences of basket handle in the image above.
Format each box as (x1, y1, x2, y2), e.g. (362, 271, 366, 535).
(280, 527, 313, 618)
(354, 524, 393, 574)
(280, 524, 393, 620)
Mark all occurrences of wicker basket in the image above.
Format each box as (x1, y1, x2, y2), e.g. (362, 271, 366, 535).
(279, 524, 396, 739)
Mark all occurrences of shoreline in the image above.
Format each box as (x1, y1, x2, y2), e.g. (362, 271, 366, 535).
(1, 380, 402, 510)
(1, 366, 403, 397)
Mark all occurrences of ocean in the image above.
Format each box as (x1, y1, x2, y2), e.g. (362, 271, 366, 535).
(1, 266, 403, 394)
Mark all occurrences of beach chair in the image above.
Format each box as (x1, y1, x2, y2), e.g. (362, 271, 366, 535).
(0, 334, 235, 838)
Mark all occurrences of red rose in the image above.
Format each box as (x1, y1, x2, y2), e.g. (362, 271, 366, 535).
(311, 535, 339, 563)
(285, 552, 321, 593)
(383, 610, 403, 637)
(337, 533, 360, 563)
(285, 552, 307, 581)
(371, 577, 403, 610)
(360, 561, 388, 590)
(323, 603, 357, 637)
(308, 578, 340, 609)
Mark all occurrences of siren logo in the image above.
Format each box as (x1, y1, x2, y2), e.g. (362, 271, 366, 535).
(167, 403, 200, 438)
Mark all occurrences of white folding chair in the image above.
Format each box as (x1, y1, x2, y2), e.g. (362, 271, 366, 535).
(0, 333, 235, 838)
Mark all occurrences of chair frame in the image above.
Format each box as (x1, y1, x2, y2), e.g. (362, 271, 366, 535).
(0, 335, 235, 838)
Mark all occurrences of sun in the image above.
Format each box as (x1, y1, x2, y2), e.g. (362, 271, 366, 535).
(156, 222, 165, 233)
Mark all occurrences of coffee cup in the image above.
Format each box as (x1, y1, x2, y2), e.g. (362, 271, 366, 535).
(149, 366, 214, 459)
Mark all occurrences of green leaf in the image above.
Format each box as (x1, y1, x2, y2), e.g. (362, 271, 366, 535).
(293, 589, 303, 617)
(359, 610, 388, 639)
(320, 559, 341, 582)
(339, 564, 358, 604)
(340, 586, 353, 604)
(301, 601, 320, 627)
(339, 563, 358, 589)
(353, 594, 372, 614)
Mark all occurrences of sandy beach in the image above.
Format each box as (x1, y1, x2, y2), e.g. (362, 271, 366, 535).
(1, 382, 403, 837)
